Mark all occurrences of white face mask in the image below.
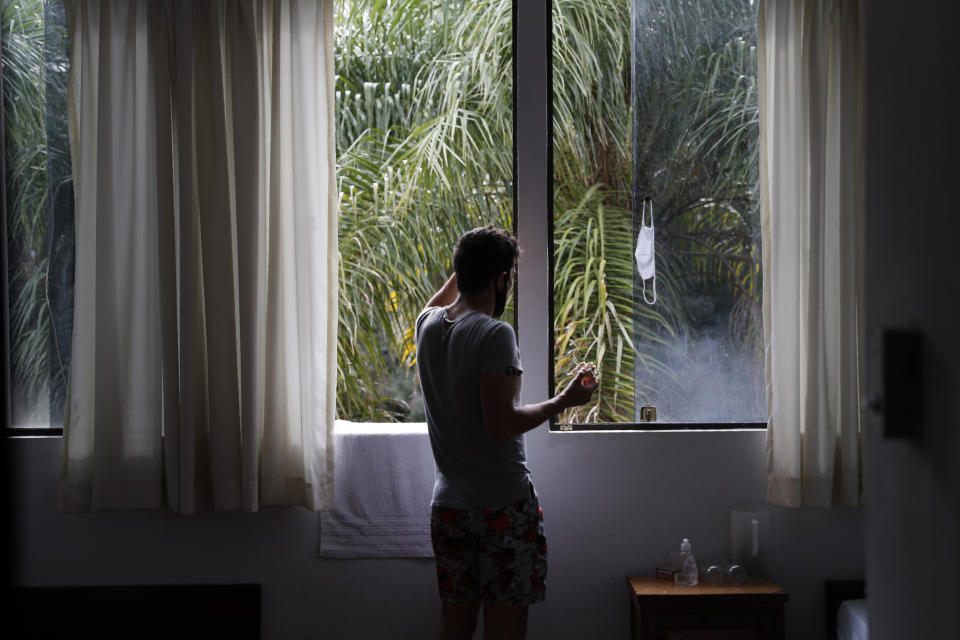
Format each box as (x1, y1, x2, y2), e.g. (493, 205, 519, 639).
(634, 197, 656, 304)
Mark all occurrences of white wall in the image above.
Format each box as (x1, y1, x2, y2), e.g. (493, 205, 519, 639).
(7, 2, 870, 639)
(12, 429, 864, 639)
(862, 2, 960, 639)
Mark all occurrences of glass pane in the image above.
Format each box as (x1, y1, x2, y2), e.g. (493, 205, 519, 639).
(552, 0, 765, 424)
(2, 0, 73, 429)
(334, 0, 513, 422)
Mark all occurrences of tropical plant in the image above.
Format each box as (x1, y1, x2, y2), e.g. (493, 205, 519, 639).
(631, 0, 763, 420)
(553, 183, 687, 423)
(2, 0, 63, 425)
(552, 0, 762, 423)
(334, 0, 513, 421)
(332, 0, 761, 424)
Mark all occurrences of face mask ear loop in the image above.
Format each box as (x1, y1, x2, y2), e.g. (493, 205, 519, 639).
(642, 275, 656, 304)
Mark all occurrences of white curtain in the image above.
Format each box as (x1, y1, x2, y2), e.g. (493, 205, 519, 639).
(758, 0, 863, 508)
(59, 0, 337, 513)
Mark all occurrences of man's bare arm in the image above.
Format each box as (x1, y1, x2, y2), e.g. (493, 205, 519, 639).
(479, 365, 597, 442)
(424, 273, 458, 311)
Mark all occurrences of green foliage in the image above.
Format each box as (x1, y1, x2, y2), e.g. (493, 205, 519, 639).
(633, 0, 762, 354)
(552, 0, 630, 189)
(3, 0, 52, 418)
(553, 0, 761, 423)
(334, 0, 761, 424)
(553, 184, 685, 423)
(334, 0, 512, 421)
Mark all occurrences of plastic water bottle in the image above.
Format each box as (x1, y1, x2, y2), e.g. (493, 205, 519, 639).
(674, 538, 699, 586)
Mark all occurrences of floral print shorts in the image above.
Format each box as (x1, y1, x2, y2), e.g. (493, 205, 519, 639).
(430, 493, 547, 606)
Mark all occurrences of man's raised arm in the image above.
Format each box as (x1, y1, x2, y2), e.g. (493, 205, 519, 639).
(423, 273, 458, 311)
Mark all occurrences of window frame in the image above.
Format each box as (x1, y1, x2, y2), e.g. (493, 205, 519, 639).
(545, 0, 766, 433)
(2, 58, 9, 435)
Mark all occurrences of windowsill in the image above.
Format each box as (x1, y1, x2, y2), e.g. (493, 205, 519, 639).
(5, 427, 63, 438)
(5, 421, 766, 439)
(333, 420, 427, 435)
(5, 423, 429, 439)
(335, 420, 767, 435)
(552, 421, 767, 433)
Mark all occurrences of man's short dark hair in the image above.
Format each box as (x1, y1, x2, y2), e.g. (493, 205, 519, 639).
(453, 225, 519, 294)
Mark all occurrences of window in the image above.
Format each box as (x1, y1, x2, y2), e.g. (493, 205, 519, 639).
(551, 0, 765, 429)
(334, 0, 514, 423)
(2, 0, 72, 434)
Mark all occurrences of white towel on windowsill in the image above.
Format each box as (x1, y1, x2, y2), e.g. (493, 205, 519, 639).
(320, 421, 435, 558)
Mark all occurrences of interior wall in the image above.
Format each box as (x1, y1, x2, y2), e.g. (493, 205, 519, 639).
(13, 429, 862, 640)
(7, 2, 871, 639)
(862, 2, 960, 639)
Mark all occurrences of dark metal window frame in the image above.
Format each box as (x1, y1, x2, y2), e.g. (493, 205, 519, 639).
(553, 422, 766, 432)
(545, 0, 765, 433)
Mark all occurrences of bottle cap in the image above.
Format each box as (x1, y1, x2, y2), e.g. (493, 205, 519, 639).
(680, 538, 691, 552)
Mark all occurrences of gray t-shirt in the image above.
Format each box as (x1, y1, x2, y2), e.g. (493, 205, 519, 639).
(415, 306, 530, 508)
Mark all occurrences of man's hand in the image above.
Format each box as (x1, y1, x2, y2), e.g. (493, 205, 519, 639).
(557, 362, 599, 409)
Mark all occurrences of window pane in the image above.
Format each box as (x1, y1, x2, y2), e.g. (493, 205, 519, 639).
(334, 0, 513, 422)
(552, 0, 765, 424)
(2, 0, 73, 429)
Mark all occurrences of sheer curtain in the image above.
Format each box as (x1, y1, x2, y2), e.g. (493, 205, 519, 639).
(758, 0, 863, 508)
(59, 0, 337, 513)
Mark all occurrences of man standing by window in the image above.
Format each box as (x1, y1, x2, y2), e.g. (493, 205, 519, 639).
(416, 225, 598, 640)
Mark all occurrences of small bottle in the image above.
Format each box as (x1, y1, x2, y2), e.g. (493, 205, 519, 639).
(674, 538, 699, 586)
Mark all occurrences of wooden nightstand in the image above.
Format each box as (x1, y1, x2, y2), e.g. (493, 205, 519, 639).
(627, 575, 788, 639)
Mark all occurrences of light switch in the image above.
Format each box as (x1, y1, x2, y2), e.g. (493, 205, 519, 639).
(882, 328, 923, 438)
